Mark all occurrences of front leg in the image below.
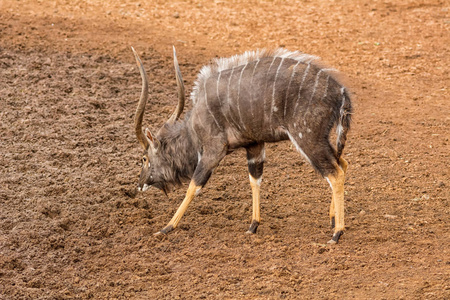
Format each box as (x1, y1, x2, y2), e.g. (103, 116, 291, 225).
(245, 143, 265, 234)
(156, 180, 202, 235)
(155, 144, 227, 235)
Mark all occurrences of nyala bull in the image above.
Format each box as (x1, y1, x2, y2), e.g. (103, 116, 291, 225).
(131, 47, 352, 244)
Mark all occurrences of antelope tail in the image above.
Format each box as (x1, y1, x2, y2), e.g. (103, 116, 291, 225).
(336, 87, 352, 159)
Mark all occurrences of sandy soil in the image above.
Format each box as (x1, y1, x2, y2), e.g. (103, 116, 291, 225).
(1, 0, 449, 299)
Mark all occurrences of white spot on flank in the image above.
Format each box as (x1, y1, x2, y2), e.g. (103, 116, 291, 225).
(307, 128, 312, 133)
(298, 132, 303, 139)
(273, 106, 278, 112)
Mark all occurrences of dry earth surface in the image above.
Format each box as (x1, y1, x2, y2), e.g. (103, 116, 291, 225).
(1, 0, 449, 299)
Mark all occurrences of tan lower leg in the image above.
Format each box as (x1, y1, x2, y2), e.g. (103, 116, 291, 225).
(166, 180, 201, 229)
(339, 157, 348, 173)
(329, 193, 335, 226)
(327, 168, 345, 233)
(249, 175, 261, 223)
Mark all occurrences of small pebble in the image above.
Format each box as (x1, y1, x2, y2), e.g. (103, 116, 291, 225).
(384, 214, 397, 219)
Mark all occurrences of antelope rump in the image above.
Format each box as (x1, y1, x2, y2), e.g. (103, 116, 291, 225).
(131, 47, 352, 244)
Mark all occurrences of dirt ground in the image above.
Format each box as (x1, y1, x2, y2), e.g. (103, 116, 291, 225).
(1, 0, 449, 299)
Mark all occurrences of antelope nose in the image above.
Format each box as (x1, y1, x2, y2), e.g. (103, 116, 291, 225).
(138, 184, 149, 192)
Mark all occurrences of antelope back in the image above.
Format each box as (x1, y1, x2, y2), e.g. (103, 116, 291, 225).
(189, 49, 347, 144)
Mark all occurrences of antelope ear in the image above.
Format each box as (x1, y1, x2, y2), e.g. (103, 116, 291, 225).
(145, 128, 155, 142)
(145, 128, 160, 151)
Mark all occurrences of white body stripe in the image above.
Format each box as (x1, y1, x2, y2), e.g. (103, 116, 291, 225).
(216, 71, 234, 128)
(287, 131, 312, 165)
(322, 75, 330, 100)
(249, 59, 260, 118)
(195, 107, 207, 131)
(216, 72, 222, 104)
(264, 57, 277, 122)
(227, 67, 234, 104)
(310, 69, 323, 105)
(325, 177, 333, 189)
(284, 60, 301, 118)
(292, 63, 311, 118)
(237, 63, 248, 130)
(226, 67, 243, 130)
(190, 48, 321, 104)
(270, 58, 285, 122)
(204, 80, 221, 128)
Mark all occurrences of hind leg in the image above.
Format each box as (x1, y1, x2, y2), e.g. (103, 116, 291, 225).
(329, 157, 348, 230)
(326, 164, 346, 244)
(287, 131, 346, 243)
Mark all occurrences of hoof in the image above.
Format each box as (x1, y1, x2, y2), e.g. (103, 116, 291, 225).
(327, 230, 343, 244)
(154, 224, 174, 236)
(246, 220, 259, 234)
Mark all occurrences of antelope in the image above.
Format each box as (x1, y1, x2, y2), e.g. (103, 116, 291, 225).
(131, 47, 352, 244)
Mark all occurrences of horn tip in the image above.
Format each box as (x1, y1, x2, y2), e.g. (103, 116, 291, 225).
(173, 46, 178, 59)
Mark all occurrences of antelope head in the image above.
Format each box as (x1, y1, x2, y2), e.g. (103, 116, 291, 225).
(131, 47, 185, 193)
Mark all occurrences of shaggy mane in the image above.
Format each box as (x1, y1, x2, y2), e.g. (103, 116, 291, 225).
(190, 48, 321, 104)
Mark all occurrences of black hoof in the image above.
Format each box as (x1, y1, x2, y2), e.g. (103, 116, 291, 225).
(330, 216, 335, 230)
(154, 224, 174, 236)
(327, 230, 343, 244)
(246, 220, 259, 234)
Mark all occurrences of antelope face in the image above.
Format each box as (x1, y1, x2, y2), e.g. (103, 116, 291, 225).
(138, 153, 152, 192)
(137, 139, 170, 194)
(132, 46, 185, 195)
